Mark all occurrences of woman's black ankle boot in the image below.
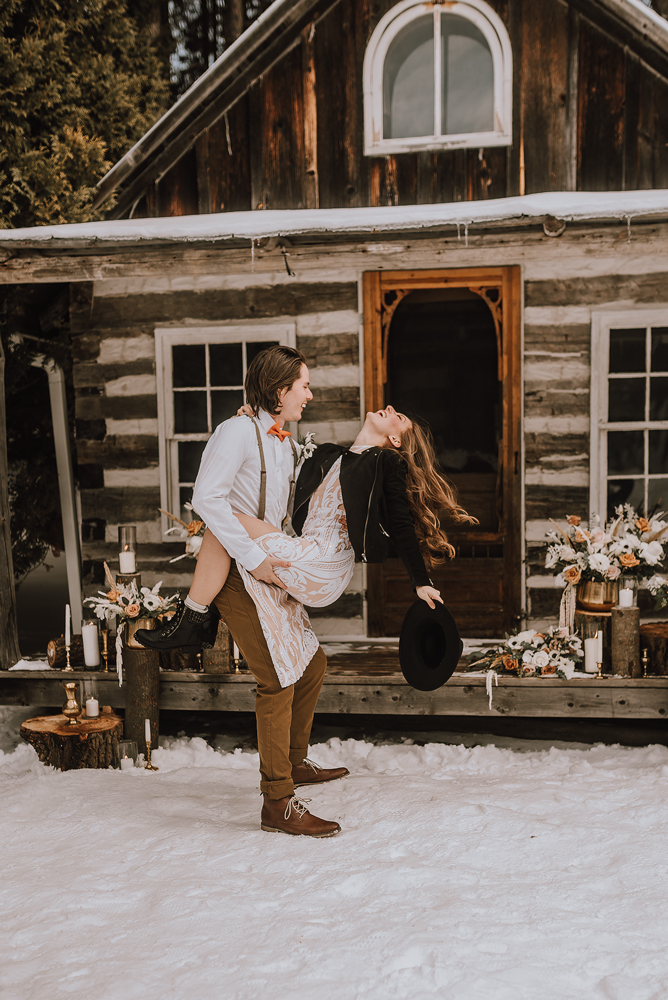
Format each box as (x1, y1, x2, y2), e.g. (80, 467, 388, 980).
(134, 599, 213, 653)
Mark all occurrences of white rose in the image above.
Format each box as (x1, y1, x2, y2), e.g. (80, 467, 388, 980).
(522, 650, 534, 664)
(589, 553, 610, 574)
(533, 650, 550, 668)
(515, 629, 536, 644)
(639, 540, 664, 566)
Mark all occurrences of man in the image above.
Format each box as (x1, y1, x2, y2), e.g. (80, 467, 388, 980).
(143, 346, 347, 837)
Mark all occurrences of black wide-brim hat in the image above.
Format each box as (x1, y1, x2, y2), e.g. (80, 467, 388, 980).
(399, 600, 463, 691)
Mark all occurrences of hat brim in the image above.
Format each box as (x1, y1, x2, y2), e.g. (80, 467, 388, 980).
(399, 600, 463, 691)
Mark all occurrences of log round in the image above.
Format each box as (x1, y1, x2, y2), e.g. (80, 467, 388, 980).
(123, 643, 159, 755)
(611, 606, 641, 677)
(46, 634, 84, 668)
(20, 714, 123, 770)
(640, 623, 668, 676)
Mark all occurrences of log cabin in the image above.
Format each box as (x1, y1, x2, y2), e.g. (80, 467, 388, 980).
(2, 0, 668, 681)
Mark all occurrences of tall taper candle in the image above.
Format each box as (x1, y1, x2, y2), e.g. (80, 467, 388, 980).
(145, 718, 151, 743)
(65, 604, 71, 648)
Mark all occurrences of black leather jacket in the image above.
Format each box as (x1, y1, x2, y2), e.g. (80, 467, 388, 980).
(292, 444, 432, 591)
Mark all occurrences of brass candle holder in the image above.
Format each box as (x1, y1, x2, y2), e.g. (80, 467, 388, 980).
(62, 681, 81, 725)
(101, 630, 109, 672)
(595, 660, 604, 680)
(642, 647, 650, 678)
(64, 643, 73, 671)
(144, 740, 159, 771)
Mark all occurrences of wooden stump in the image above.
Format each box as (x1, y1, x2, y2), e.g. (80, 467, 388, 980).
(611, 606, 641, 677)
(202, 620, 232, 673)
(20, 714, 123, 770)
(123, 643, 159, 755)
(574, 610, 612, 671)
(46, 634, 84, 667)
(640, 623, 668, 676)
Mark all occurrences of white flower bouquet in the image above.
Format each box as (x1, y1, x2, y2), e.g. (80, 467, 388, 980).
(299, 431, 317, 460)
(545, 505, 667, 585)
(84, 566, 179, 625)
(468, 627, 584, 679)
(159, 503, 206, 563)
(647, 574, 668, 610)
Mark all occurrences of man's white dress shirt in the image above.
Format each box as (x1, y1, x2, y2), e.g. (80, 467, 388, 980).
(192, 409, 300, 572)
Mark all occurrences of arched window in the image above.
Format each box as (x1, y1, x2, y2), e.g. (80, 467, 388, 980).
(364, 0, 512, 156)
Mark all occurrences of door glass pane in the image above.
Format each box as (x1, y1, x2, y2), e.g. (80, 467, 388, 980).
(178, 440, 207, 484)
(246, 341, 280, 368)
(649, 478, 668, 511)
(172, 345, 206, 387)
(609, 329, 646, 373)
(649, 430, 668, 475)
(608, 377, 645, 422)
(442, 15, 494, 134)
(650, 377, 668, 421)
(383, 15, 434, 139)
(209, 343, 243, 386)
(607, 478, 644, 518)
(212, 389, 244, 428)
(180, 486, 196, 522)
(174, 391, 207, 433)
(651, 327, 668, 371)
(607, 430, 644, 475)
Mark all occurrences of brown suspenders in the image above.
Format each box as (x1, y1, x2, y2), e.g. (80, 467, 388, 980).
(250, 418, 299, 525)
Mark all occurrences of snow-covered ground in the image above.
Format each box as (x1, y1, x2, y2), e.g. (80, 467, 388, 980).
(3, 708, 668, 1000)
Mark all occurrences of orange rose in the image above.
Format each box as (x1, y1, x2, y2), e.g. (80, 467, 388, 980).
(575, 530, 590, 544)
(502, 654, 519, 673)
(187, 520, 204, 536)
(563, 566, 581, 585)
(125, 603, 141, 618)
(541, 664, 558, 675)
(522, 664, 537, 677)
(619, 553, 640, 567)
(106, 589, 119, 602)
(636, 518, 650, 532)
(567, 515, 581, 526)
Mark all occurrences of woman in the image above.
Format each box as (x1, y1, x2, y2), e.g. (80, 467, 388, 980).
(141, 406, 475, 686)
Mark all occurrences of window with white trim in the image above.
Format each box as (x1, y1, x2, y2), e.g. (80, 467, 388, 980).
(155, 325, 295, 527)
(591, 310, 668, 519)
(363, 0, 512, 156)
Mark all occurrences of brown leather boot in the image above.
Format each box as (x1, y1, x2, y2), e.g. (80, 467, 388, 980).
(292, 758, 350, 788)
(261, 795, 341, 837)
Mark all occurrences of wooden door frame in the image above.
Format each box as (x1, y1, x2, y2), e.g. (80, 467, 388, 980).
(362, 266, 523, 635)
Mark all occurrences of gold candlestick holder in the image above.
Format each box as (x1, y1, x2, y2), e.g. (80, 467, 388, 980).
(62, 681, 81, 724)
(101, 630, 109, 672)
(64, 643, 73, 671)
(144, 740, 159, 771)
(595, 660, 604, 680)
(642, 648, 649, 678)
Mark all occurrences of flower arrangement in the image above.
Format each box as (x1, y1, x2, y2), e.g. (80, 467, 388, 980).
(545, 506, 667, 585)
(84, 564, 179, 624)
(299, 431, 317, 460)
(159, 503, 206, 563)
(647, 574, 668, 611)
(468, 627, 584, 679)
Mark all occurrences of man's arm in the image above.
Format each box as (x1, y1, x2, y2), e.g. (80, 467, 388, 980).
(191, 419, 267, 572)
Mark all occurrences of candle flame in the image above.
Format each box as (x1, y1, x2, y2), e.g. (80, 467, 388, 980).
(124, 544, 130, 552)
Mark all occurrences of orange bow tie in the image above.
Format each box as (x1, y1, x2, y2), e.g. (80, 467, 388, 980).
(267, 422, 292, 443)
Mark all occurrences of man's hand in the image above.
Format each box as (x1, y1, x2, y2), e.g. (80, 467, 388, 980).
(415, 585, 443, 610)
(236, 403, 254, 417)
(250, 555, 291, 588)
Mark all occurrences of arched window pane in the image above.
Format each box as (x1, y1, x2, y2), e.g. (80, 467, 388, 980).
(441, 15, 494, 134)
(383, 15, 434, 139)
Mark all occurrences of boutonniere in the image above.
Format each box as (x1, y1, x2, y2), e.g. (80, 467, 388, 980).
(299, 432, 317, 460)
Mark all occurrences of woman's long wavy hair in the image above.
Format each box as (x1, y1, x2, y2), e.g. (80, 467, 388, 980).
(393, 417, 478, 570)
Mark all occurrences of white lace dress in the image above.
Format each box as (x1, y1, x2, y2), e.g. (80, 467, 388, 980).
(238, 456, 355, 688)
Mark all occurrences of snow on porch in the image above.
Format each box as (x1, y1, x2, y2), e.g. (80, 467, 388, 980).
(3, 190, 668, 247)
(2, 723, 668, 999)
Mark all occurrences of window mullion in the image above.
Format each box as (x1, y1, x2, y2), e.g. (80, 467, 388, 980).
(433, 8, 441, 138)
(205, 344, 212, 434)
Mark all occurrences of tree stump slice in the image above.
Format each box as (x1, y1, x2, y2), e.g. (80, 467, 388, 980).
(611, 606, 641, 677)
(123, 644, 159, 755)
(202, 620, 232, 673)
(640, 623, 668, 676)
(20, 714, 123, 771)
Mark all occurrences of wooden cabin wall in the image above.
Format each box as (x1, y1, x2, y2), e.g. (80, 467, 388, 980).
(131, 0, 668, 220)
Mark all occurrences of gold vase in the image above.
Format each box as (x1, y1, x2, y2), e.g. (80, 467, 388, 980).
(576, 580, 620, 612)
(125, 617, 156, 649)
(62, 681, 81, 725)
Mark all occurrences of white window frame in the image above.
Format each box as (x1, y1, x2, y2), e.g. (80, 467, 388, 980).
(155, 323, 296, 539)
(590, 307, 668, 519)
(363, 0, 512, 156)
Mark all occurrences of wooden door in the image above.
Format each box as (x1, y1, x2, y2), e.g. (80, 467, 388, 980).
(363, 267, 522, 637)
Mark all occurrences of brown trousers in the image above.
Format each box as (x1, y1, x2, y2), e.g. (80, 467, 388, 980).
(213, 564, 327, 799)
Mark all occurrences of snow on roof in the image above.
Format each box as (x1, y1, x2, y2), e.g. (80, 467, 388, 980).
(2, 190, 668, 249)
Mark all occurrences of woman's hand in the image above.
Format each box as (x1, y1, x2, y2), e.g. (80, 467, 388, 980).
(236, 403, 254, 417)
(416, 585, 443, 610)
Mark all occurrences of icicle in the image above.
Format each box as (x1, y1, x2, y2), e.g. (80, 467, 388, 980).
(625, 215, 632, 243)
(456, 223, 461, 241)
(250, 238, 255, 272)
(558, 583, 576, 634)
(486, 669, 498, 710)
(116, 623, 124, 687)
(224, 112, 232, 156)
(464, 223, 469, 247)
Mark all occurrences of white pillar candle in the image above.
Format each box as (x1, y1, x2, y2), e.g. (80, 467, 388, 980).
(85, 698, 99, 718)
(120, 755, 134, 771)
(619, 588, 633, 608)
(65, 604, 71, 647)
(584, 637, 599, 673)
(145, 718, 151, 742)
(81, 623, 100, 666)
(119, 549, 136, 574)
(597, 630, 603, 662)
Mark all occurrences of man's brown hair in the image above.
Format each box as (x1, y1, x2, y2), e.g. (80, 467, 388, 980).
(245, 345, 307, 415)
